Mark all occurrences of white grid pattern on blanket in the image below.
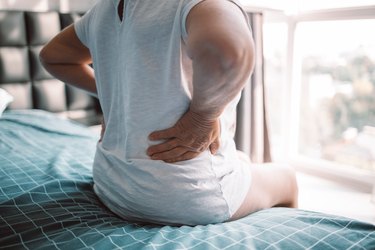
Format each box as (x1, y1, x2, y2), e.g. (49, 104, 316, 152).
(1, 111, 375, 250)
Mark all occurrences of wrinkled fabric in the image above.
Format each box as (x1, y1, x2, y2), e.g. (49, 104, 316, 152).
(74, 0, 251, 225)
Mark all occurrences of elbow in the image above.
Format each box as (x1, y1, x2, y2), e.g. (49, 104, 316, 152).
(39, 43, 63, 73)
(39, 46, 49, 67)
(222, 38, 255, 77)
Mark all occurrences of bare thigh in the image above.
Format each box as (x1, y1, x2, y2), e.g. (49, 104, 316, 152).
(228, 153, 298, 221)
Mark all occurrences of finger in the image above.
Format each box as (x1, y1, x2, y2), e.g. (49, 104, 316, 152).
(209, 137, 220, 155)
(147, 138, 179, 156)
(151, 147, 187, 161)
(165, 151, 200, 163)
(149, 127, 177, 141)
(99, 123, 105, 142)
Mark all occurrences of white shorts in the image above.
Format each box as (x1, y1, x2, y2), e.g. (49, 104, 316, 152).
(93, 141, 252, 226)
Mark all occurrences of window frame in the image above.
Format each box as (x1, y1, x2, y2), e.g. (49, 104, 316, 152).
(261, 5, 375, 190)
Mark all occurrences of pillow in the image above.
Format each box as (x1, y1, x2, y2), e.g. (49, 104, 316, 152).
(0, 88, 14, 117)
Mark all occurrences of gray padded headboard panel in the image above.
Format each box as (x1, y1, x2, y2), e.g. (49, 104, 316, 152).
(0, 11, 101, 125)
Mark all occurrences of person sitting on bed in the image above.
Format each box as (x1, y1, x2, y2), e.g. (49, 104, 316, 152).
(39, 0, 298, 226)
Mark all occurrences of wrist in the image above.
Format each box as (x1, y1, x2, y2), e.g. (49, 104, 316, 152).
(188, 106, 221, 124)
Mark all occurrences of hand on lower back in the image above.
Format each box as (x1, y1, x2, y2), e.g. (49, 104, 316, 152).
(99, 119, 105, 142)
(147, 110, 220, 163)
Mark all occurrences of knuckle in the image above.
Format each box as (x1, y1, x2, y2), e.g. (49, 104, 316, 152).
(169, 139, 179, 148)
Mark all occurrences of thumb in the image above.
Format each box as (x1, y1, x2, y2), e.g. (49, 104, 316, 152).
(209, 137, 220, 155)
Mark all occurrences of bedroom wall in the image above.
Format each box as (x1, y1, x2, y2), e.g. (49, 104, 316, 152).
(0, 0, 97, 12)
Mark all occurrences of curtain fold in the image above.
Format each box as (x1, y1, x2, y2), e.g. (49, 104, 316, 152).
(235, 12, 272, 163)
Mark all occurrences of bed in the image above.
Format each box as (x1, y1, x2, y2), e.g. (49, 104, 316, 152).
(1, 9, 375, 250)
(0, 109, 374, 249)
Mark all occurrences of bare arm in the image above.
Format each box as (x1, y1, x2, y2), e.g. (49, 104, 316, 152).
(187, 0, 254, 119)
(39, 24, 97, 96)
(147, 0, 254, 162)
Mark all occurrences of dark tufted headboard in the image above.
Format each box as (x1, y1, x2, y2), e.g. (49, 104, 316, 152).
(0, 11, 101, 126)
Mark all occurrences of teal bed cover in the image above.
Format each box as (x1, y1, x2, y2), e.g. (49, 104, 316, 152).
(0, 110, 374, 250)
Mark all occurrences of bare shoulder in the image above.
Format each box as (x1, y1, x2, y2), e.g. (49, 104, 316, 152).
(185, 0, 250, 37)
(186, 0, 247, 26)
(185, 0, 252, 55)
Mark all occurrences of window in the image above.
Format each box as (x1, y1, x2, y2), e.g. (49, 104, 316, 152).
(262, 4, 375, 185)
(294, 19, 375, 173)
(240, 0, 375, 12)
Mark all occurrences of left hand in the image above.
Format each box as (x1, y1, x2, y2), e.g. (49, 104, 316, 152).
(99, 118, 105, 142)
(147, 110, 220, 163)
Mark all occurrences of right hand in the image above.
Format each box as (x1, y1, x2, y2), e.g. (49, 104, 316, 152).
(147, 110, 220, 163)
